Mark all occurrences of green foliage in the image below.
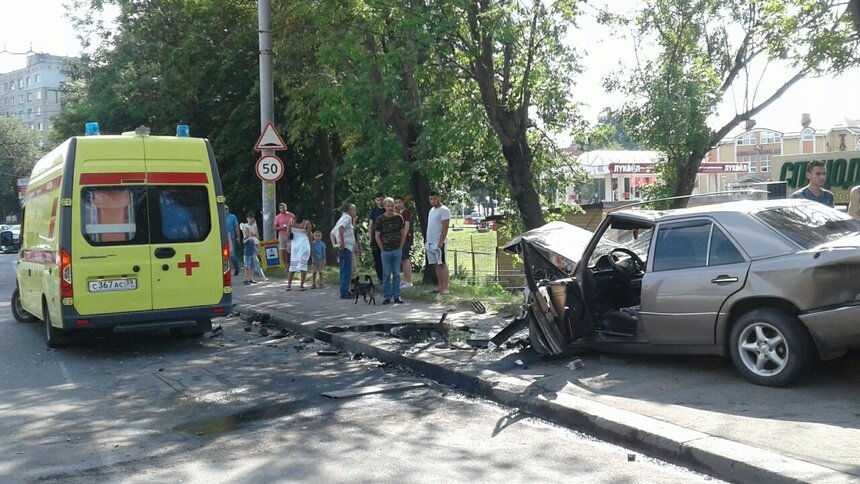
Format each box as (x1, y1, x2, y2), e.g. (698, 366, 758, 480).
(0, 118, 42, 220)
(54, 0, 272, 216)
(617, 0, 859, 204)
(53, 0, 586, 232)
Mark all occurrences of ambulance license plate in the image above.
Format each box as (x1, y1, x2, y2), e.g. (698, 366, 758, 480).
(88, 278, 137, 293)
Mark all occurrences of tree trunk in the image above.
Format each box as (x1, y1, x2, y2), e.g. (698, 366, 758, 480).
(315, 129, 340, 263)
(501, 130, 545, 229)
(669, 150, 707, 209)
(849, 0, 860, 37)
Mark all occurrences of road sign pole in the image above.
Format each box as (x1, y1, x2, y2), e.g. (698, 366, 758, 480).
(258, 0, 275, 241)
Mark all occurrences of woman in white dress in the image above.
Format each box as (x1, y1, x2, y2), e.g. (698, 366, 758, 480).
(286, 207, 312, 291)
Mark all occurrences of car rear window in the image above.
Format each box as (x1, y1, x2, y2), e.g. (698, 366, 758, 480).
(81, 185, 211, 246)
(757, 204, 860, 249)
(149, 186, 211, 244)
(82, 187, 148, 246)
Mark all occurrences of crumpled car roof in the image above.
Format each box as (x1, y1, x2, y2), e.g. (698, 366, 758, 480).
(503, 221, 593, 272)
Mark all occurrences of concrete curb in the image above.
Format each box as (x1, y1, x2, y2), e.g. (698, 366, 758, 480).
(235, 303, 854, 484)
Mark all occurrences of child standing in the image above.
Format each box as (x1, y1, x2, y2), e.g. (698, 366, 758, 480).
(240, 212, 260, 285)
(311, 231, 326, 289)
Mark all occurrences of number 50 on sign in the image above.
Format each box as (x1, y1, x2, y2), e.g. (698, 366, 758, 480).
(255, 155, 285, 182)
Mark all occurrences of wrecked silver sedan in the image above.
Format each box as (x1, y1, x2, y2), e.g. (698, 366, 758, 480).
(505, 199, 860, 387)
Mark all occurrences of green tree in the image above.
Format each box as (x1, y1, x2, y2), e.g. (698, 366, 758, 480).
(577, 109, 640, 151)
(0, 118, 42, 221)
(619, 0, 859, 208)
(435, 0, 581, 229)
(55, 0, 269, 215)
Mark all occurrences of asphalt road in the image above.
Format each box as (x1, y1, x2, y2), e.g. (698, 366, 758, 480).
(0, 254, 718, 482)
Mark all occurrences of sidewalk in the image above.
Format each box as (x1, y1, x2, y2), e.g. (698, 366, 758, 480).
(231, 278, 860, 483)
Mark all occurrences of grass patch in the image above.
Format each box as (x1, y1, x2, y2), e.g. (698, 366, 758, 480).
(446, 227, 497, 278)
(400, 278, 521, 314)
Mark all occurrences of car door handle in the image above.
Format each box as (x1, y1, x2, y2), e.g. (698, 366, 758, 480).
(154, 247, 176, 259)
(711, 275, 738, 285)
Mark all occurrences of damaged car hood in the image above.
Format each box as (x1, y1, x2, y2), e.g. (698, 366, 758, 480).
(503, 221, 593, 273)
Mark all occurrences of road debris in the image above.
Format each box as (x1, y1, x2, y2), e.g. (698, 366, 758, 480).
(322, 381, 426, 399)
(317, 349, 340, 356)
(208, 325, 223, 338)
(567, 359, 584, 370)
(515, 359, 527, 369)
(471, 301, 487, 314)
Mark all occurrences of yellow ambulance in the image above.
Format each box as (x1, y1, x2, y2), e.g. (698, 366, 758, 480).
(11, 123, 232, 347)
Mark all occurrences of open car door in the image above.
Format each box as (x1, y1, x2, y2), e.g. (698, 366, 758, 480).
(503, 221, 594, 355)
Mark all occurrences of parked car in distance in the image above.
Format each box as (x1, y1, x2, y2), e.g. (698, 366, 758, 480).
(0, 224, 20, 253)
(464, 212, 485, 225)
(505, 199, 860, 387)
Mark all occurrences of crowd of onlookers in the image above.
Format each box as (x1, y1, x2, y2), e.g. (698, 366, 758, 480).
(224, 190, 452, 306)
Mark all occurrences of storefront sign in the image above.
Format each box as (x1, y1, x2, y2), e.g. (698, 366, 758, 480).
(607, 162, 750, 175)
(609, 163, 654, 174)
(699, 163, 750, 173)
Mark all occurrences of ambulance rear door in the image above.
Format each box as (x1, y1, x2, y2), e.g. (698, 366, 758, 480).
(72, 137, 153, 315)
(144, 137, 223, 311)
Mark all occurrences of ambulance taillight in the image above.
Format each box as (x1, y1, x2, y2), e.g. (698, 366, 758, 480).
(59, 248, 73, 298)
(222, 242, 231, 287)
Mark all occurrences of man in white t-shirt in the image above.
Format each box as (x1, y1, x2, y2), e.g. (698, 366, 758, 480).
(425, 190, 450, 294)
(331, 203, 358, 299)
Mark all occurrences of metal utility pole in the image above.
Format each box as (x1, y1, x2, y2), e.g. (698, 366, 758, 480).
(258, 0, 275, 241)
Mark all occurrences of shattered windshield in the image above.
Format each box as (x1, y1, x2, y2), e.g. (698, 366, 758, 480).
(757, 204, 860, 249)
(588, 226, 653, 267)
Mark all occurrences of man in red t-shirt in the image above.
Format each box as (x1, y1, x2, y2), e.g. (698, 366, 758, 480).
(274, 202, 294, 266)
(394, 195, 414, 287)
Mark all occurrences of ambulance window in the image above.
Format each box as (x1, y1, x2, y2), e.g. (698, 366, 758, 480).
(81, 187, 148, 246)
(149, 186, 210, 243)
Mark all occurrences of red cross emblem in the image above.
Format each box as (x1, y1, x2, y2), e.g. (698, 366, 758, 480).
(177, 254, 200, 276)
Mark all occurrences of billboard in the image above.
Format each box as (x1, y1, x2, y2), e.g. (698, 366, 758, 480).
(773, 151, 860, 204)
(17, 178, 28, 206)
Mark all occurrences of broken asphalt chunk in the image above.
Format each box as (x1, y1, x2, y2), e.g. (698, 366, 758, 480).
(208, 325, 223, 338)
(269, 329, 289, 339)
(322, 382, 426, 399)
(471, 301, 487, 314)
(300, 336, 314, 344)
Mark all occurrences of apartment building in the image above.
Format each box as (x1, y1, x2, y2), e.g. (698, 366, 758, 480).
(0, 53, 74, 146)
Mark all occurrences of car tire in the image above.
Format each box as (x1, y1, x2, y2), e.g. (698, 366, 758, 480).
(11, 288, 38, 323)
(44, 302, 69, 348)
(729, 308, 813, 387)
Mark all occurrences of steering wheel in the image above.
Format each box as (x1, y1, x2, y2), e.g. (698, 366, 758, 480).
(607, 247, 645, 278)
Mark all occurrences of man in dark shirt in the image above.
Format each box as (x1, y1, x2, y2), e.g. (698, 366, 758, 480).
(374, 197, 406, 305)
(791, 160, 834, 207)
(394, 195, 414, 288)
(368, 192, 386, 283)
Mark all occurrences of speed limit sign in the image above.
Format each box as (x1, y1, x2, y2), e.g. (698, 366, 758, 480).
(255, 155, 284, 182)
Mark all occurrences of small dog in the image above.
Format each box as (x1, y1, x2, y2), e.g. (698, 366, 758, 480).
(350, 275, 376, 305)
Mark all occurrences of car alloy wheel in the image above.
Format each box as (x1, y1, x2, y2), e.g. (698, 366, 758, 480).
(729, 308, 812, 387)
(737, 322, 788, 377)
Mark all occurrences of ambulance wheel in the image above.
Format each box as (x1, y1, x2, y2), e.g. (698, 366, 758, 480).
(11, 288, 38, 323)
(44, 302, 69, 348)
